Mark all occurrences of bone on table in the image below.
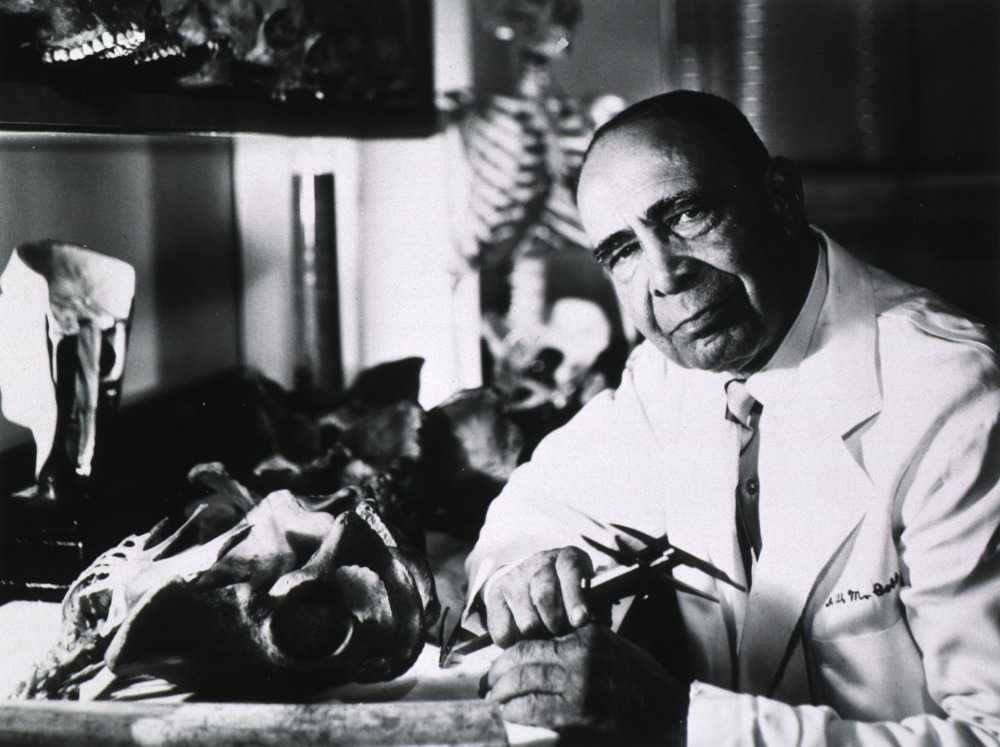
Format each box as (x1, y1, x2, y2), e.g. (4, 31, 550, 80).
(0, 699, 508, 746)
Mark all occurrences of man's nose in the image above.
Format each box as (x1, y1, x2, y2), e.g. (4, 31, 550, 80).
(642, 237, 692, 297)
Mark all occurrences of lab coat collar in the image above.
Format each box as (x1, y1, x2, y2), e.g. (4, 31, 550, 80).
(745, 236, 827, 411)
(798, 229, 883, 439)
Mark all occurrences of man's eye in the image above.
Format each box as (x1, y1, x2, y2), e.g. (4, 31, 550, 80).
(676, 208, 706, 224)
(608, 242, 639, 268)
(670, 206, 717, 238)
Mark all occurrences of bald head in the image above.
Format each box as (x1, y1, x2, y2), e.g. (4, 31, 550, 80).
(582, 90, 772, 193)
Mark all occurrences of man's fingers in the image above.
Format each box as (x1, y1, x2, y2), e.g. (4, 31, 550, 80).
(498, 583, 543, 646)
(485, 662, 568, 705)
(485, 638, 567, 689)
(556, 547, 594, 627)
(484, 593, 519, 649)
(483, 548, 593, 647)
(497, 693, 568, 728)
(529, 567, 570, 635)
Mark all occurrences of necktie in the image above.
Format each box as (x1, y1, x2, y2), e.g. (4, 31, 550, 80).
(725, 378, 762, 585)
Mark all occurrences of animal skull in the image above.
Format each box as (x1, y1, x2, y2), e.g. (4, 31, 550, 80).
(13, 477, 438, 701)
(0, 0, 147, 63)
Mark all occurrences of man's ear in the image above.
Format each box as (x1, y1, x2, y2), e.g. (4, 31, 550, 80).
(762, 157, 807, 237)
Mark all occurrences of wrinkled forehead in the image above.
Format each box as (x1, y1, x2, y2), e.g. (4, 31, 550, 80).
(577, 119, 741, 239)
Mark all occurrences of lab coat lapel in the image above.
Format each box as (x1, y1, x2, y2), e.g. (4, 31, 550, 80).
(634, 354, 742, 687)
(737, 237, 882, 697)
(666, 369, 747, 686)
(737, 404, 873, 695)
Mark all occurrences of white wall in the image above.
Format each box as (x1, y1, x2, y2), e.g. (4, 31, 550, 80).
(552, 0, 666, 103)
(233, 136, 362, 391)
(234, 0, 481, 408)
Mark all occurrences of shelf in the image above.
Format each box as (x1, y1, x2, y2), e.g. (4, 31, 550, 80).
(0, 81, 439, 137)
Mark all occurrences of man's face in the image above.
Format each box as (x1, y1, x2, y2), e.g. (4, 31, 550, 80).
(577, 119, 796, 373)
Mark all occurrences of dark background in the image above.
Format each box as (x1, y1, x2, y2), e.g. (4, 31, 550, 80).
(475, 0, 1000, 330)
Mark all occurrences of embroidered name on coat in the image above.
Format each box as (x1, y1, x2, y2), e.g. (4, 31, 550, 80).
(824, 571, 901, 608)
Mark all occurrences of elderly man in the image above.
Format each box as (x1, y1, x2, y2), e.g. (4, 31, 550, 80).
(464, 91, 1000, 745)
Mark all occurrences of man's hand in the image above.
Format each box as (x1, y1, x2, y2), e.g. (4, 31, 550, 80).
(482, 624, 689, 744)
(483, 547, 593, 647)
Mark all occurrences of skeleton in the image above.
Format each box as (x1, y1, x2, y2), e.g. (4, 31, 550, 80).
(446, 0, 626, 417)
(12, 474, 438, 701)
(484, 297, 611, 412)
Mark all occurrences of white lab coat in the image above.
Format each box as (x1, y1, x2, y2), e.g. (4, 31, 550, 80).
(466, 235, 1000, 745)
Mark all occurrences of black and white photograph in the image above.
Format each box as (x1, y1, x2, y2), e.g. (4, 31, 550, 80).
(0, 1, 997, 744)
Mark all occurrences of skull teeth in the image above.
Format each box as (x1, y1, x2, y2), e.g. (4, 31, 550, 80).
(43, 25, 145, 64)
(133, 42, 184, 65)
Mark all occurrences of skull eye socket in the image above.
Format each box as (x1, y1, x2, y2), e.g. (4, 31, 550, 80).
(263, 8, 300, 49)
(270, 582, 353, 660)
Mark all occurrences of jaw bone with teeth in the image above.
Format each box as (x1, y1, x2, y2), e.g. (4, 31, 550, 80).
(126, 0, 184, 64)
(0, 0, 147, 63)
(12, 477, 438, 701)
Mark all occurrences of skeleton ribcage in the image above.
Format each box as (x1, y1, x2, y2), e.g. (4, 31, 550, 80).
(463, 92, 595, 265)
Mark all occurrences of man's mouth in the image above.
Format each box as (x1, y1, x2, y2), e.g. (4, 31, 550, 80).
(671, 293, 739, 338)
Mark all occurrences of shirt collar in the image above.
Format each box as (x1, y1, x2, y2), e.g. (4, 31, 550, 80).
(745, 239, 828, 407)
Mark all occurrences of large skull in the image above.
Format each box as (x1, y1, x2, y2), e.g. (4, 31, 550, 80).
(12, 476, 438, 701)
(239, 0, 418, 101)
(477, 0, 582, 58)
(154, 0, 262, 85)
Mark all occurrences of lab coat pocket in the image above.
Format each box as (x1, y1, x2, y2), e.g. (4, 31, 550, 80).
(809, 567, 904, 640)
(808, 614, 930, 721)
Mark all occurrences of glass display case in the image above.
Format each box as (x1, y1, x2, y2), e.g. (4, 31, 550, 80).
(0, 0, 436, 136)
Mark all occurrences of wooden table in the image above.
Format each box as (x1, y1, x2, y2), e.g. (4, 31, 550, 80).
(0, 601, 557, 746)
